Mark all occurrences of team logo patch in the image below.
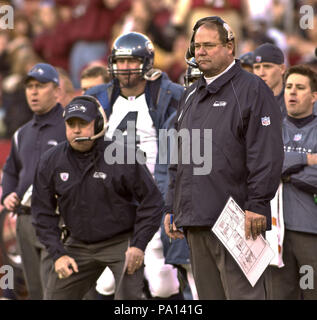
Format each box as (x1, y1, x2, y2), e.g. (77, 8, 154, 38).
(93, 172, 107, 180)
(60, 172, 69, 182)
(261, 116, 271, 126)
(213, 101, 227, 107)
(255, 56, 262, 63)
(293, 133, 302, 141)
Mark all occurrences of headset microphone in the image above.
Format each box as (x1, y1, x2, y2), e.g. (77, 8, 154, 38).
(74, 136, 92, 142)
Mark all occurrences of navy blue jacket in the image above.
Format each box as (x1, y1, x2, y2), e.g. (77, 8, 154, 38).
(31, 138, 164, 262)
(166, 60, 284, 230)
(1, 104, 66, 205)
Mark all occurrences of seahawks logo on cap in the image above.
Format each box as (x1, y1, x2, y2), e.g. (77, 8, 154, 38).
(31, 67, 44, 75)
(68, 104, 87, 113)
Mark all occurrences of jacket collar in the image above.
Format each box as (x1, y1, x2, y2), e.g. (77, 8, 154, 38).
(31, 103, 63, 127)
(197, 59, 242, 94)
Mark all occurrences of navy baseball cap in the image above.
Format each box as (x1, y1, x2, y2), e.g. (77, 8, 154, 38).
(63, 98, 97, 122)
(25, 63, 59, 85)
(253, 43, 284, 65)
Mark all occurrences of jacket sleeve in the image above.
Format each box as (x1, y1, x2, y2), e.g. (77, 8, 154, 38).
(165, 91, 187, 213)
(282, 151, 307, 175)
(1, 132, 21, 203)
(127, 162, 164, 251)
(244, 81, 284, 220)
(31, 154, 67, 262)
(288, 164, 317, 194)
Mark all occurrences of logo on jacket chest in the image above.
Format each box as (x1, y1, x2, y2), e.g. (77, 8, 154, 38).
(93, 172, 107, 180)
(60, 172, 69, 182)
(261, 116, 271, 126)
(212, 101, 227, 107)
(293, 133, 302, 141)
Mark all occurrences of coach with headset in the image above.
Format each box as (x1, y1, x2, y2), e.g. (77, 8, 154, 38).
(164, 16, 284, 299)
(31, 95, 164, 300)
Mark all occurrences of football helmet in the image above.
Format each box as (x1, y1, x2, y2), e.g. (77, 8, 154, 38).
(184, 57, 202, 87)
(108, 32, 155, 78)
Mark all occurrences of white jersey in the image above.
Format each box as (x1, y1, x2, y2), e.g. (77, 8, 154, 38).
(106, 94, 158, 175)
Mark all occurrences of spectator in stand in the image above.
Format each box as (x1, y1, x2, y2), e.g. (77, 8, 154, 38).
(56, 67, 78, 107)
(80, 66, 110, 94)
(32, 0, 132, 87)
(2, 46, 41, 138)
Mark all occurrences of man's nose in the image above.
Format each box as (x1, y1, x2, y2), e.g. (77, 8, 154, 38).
(258, 66, 265, 76)
(196, 46, 207, 55)
(121, 60, 131, 68)
(30, 87, 38, 94)
(289, 87, 297, 95)
(73, 124, 81, 132)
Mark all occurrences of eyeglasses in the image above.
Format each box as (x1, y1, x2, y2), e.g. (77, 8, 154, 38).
(193, 42, 224, 51)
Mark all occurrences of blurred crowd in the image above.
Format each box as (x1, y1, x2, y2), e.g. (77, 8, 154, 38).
(0, 0, 316, 139)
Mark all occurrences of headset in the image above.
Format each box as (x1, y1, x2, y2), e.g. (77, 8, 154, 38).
(186, 16, 235, 67)
(63, 95, 108, 142)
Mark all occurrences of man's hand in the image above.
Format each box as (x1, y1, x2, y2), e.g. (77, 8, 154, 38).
(245, 210, 267, 240)
(3, 192, 20, 212)
(126, 247, 144, 275)
(164, 213, 184, 240)
(307, 153, 317, 166)
(55, 255, 78, 279)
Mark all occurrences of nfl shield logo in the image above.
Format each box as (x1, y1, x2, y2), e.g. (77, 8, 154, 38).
(293, 133, 302, 141)
(255, 56, 262, 63)
(60, 172, 69, 181)
(261, 116, 271, 126)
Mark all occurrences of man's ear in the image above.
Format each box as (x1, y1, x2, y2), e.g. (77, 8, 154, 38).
(226, 41, 234, 55)
(312, 91, 317, 104)
(279, 64, 287, 75)
(55, 85, 62, 100)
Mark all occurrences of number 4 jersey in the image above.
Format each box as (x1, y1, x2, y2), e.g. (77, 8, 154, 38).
(106, 94, 158, 175)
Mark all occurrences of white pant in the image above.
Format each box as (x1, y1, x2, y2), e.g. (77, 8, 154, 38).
(96, 229, 180, 298)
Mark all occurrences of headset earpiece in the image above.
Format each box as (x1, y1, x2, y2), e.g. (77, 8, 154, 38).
(94, 114, 104, 134)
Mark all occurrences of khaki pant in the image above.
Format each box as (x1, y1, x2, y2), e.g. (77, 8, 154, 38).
(185, 227, 266, 300)
(44, 232, 144, 300)
(16, 214, 52, 300)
